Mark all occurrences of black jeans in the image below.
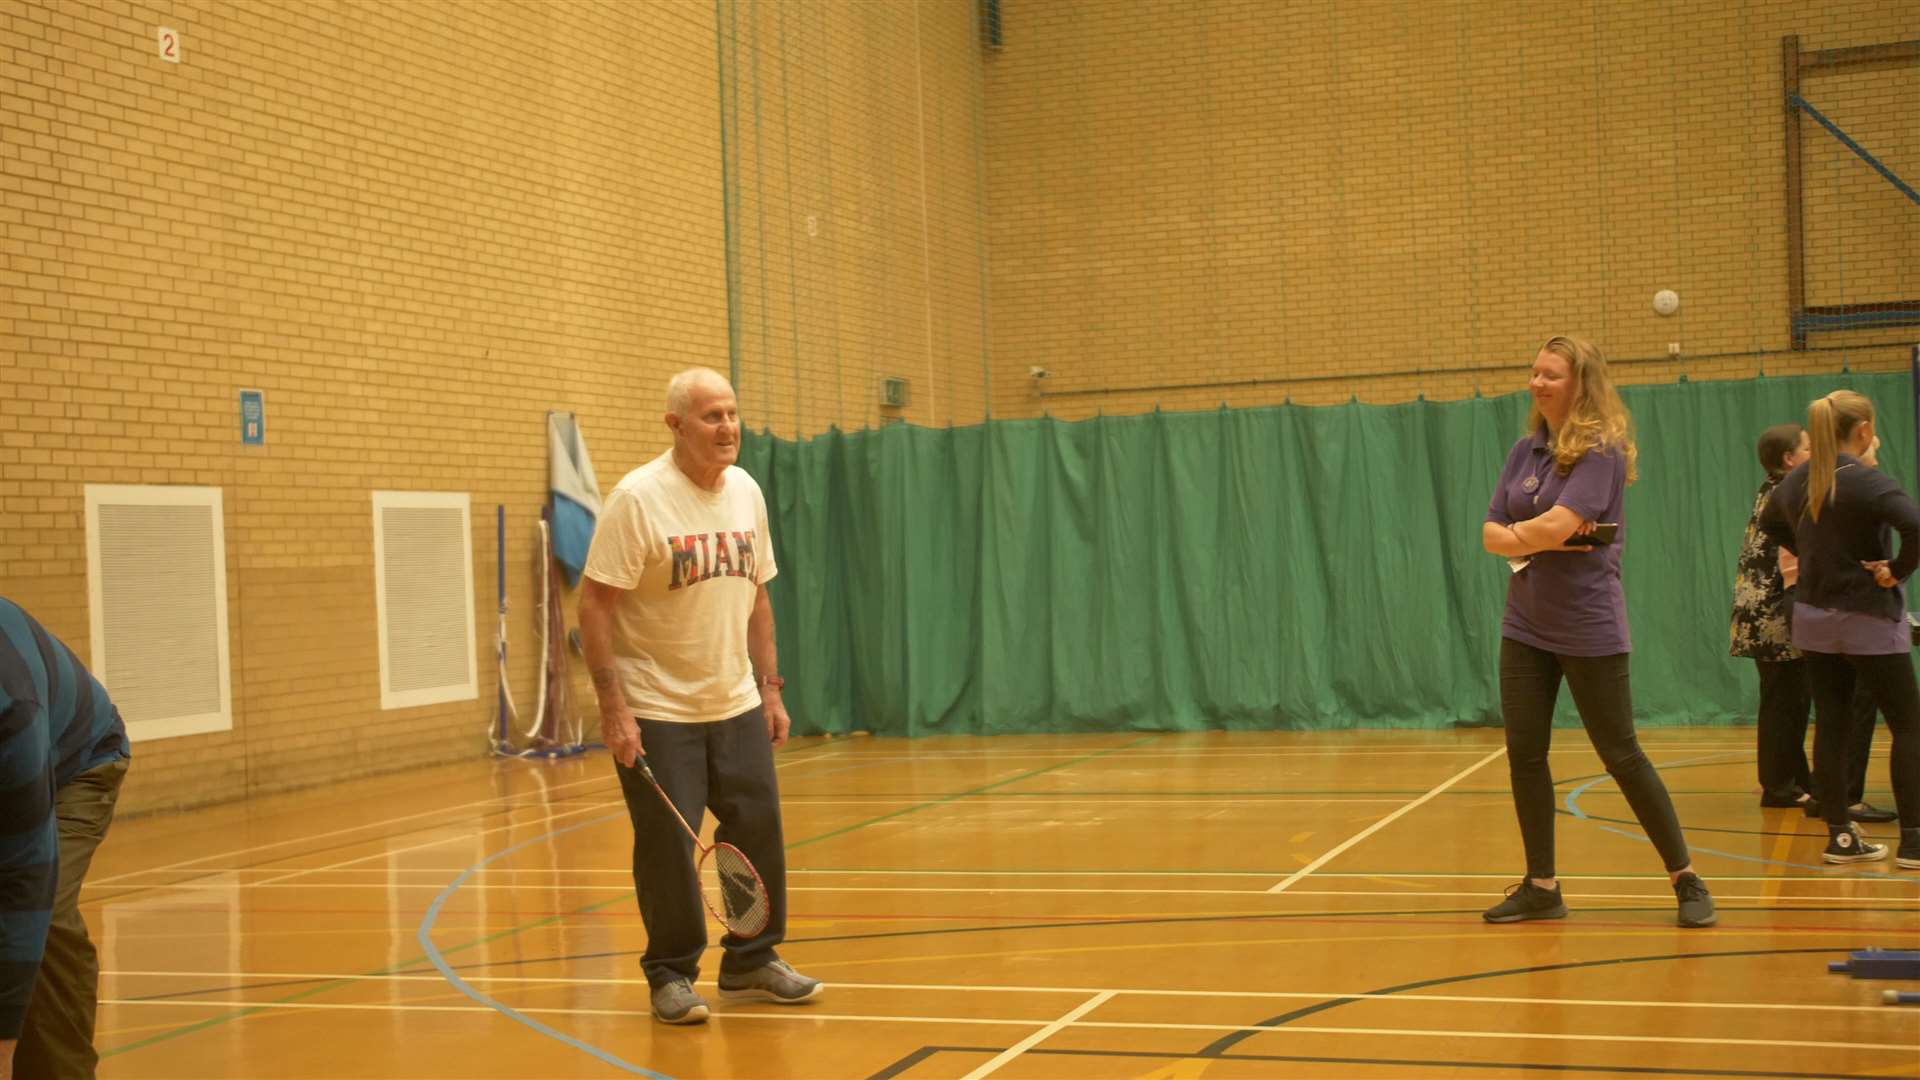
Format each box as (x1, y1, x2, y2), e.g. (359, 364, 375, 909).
(613, 706, 788, 989)
(1754, 658, 1874, 804)
(1803, 651, 1920, 829)
(1500, 639, 1691, 880)
(14, 758, 127, 1080)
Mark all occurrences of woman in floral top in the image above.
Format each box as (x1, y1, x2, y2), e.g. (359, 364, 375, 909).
(1730, 424, 1814, 808)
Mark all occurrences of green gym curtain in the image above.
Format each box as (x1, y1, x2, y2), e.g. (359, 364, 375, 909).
(739, 372, 1916, 737)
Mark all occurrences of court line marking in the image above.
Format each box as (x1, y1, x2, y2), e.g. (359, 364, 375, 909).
(242, 799, 631, 888)
(766, 745, 1788, 762)
(82, 881, 1920, 904)
(245, 734, 1001, 889)
(99, 741, 855, 1064)
(90, 737, 874, 888)
(95, 999, 1919, 1052)
(1268, 747, 1507, 894)
(407, 738, 1156, 1077)
(88, 866, 1914, 884)
(961, 991, 1114, 1079)
(100, 971, 1917, 1016)
(413, 814, 663, 1077)
(85, 773, 622, 887)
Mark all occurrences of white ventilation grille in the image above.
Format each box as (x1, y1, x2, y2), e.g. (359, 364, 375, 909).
(372, 491, 477, 709)
(85, 485, 233, 741)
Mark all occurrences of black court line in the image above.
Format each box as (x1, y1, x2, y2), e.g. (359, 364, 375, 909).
(867, 946, 1884, 1080)
(1195, 946, 1852, 1056)
(118, 913, 1917, 1004)
(868, 1044, 1903, 1080)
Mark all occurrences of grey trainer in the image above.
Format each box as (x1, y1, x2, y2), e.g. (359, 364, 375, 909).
(1673, 872, 1716, 928)
(1482, 880, 1567, 923)
(650, 978, 710, 1024)
(717, 959, 823, 1003)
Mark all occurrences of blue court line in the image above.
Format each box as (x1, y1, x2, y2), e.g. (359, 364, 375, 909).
(1791, 94, 1920, 207)
(416, 812, 674, 1079)
(1564, 756, 1912, 882)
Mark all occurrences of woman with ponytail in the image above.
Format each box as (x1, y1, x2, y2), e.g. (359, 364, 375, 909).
(1481, 336, 1716, 926)
(1759, 391, 1920, 867)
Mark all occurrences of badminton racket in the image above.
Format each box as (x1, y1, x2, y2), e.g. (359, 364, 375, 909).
(635, 758, 771, 938)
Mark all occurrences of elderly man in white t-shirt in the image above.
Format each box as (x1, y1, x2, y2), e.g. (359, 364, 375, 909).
(578, 367, 822, 1025)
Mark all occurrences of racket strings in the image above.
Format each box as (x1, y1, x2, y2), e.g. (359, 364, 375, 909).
(707, 843, 769, 936)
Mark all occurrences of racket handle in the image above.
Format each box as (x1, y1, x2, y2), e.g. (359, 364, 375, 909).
(637, 757, 704, 846)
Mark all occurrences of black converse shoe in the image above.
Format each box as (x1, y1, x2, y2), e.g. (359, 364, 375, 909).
(1482, 880, 1567, 923)
(1672, 872, 1716, 928)
(1823, 825, 1888, 864)
(1897, 829, 1920, 870)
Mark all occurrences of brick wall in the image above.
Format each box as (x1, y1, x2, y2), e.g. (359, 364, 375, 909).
(982, 0, 1918, 420)
(4, 0, 739, 813)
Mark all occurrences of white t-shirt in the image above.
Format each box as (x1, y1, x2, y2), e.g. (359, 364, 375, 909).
(582, 452, 778, 723)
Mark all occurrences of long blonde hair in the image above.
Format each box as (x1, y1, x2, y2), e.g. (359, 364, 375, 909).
(1526, 335, 1638, 484)
(1804, 390, 1874, 522)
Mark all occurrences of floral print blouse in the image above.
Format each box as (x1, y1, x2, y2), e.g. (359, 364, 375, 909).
(1729, 474, 1798, 661)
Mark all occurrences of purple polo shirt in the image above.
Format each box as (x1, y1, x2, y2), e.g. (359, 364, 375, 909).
(1485, 431, 1631, 656)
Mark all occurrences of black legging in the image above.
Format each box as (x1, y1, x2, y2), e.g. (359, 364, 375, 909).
(1803, 650, 1920, 829)
(1500, 638, 1691, 880)
(1754, 658, 1875, 804)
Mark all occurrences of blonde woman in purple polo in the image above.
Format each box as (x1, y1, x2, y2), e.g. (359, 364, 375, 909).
(1479, 336, 1716, 928)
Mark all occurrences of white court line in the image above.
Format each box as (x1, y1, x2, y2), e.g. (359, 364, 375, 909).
(242, 799, 629, 888)
(84, 866, 1920, 883)
(96, 998, 1917, 1051)
(1268, 747, 1507, 894)
(782, 868, 1919, 886)
(791, 737, 1766, 757)
(80, 880, 1919, 905)
(103, 972, 1920, 1017)
(961, 991, 1114, 1079)
(93, 742, 850, 888)
(243, 742, 853, 889)
(1066, 1020, 1918, 1053)
(85, 777, 619, 887)
(787, 791, 1420, 799)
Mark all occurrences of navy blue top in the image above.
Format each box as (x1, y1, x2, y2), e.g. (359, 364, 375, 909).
(0, 598, 129, 1038)
(1759, 455, 1920, 637)
(1485, 431, 1631, 656)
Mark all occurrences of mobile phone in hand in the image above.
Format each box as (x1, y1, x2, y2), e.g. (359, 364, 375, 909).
(1565, 522, 1619, 546)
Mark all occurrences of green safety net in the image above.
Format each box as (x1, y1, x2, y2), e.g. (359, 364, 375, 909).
(740, 372, 1916, 737)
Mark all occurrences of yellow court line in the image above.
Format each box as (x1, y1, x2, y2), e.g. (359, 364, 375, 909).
(798, 925, 1920, 973)
(102, 969, 1920, 1016)
(96, 999, 1920, 1053)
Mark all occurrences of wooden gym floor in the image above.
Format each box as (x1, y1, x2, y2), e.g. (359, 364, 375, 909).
(83, 728, 1918, 1078)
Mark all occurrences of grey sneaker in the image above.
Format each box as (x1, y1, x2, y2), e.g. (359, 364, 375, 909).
(1482, 881, 1567, 923)
(650, 978, 709, 1024)
(1673, 872, 1716, 928)
(717, 959, 823, 1003)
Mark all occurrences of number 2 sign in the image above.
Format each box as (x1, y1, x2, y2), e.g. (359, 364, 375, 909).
(158, 27, 181, 63)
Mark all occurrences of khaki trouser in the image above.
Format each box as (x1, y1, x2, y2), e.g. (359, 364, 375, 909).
(15, 758, 128, 1080)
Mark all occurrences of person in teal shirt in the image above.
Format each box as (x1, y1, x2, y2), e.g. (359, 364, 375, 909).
(0, 597, 130, 1080)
